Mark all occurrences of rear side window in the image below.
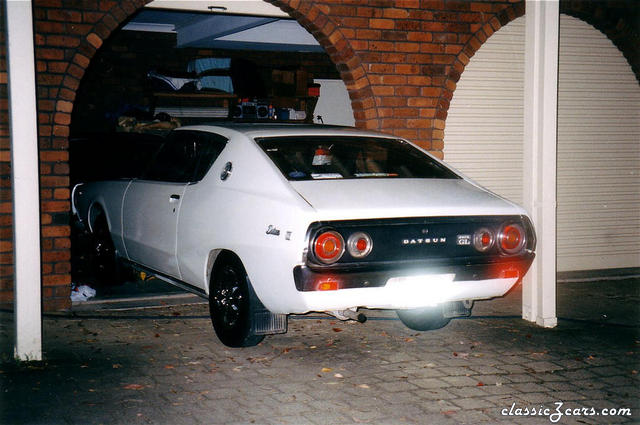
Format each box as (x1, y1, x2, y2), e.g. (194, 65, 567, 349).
(257, 136, 460, 181)
(143, 131, 227, 183)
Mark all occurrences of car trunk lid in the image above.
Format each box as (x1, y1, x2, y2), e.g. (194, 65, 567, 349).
(289, 178, 523, 220)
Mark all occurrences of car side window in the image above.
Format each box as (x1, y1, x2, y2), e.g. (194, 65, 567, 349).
(191, 132, 228, 182)
(143, 131, 227, 183)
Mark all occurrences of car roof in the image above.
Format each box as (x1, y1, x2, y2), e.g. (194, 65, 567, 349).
(175, 123, 397, 140)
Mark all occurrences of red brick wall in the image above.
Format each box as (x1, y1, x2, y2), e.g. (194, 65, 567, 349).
(0, 0, 637, 311)
(0, 1, 12, 309)
(268, 0, 527, 152)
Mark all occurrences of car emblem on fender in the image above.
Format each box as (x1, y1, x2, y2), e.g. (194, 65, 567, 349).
(266, 225, 281, 236)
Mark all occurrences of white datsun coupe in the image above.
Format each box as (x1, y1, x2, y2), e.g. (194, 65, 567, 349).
(73, 124, 535, 347)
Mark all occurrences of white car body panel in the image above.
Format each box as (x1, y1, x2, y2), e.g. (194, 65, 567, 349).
(289, 179, 527, 220)
(73, 124, 535, 316)
(123, 180, 188, 279)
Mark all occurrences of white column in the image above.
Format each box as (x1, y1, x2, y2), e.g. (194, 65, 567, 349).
(6, 0, 43, 360)
(522, 0, 558, 328)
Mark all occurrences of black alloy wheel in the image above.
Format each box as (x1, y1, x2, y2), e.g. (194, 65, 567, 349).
(209, 255, 264, 347)
(89, 213, 122, 286)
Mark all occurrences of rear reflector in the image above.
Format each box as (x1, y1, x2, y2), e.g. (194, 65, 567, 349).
(316, 279, 339, 291)
(473, 228, 494, 252)
(501, 269, 520, 279)
(347, 232, 373, 259)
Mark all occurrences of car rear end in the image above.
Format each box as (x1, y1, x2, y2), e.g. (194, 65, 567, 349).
(294, 214, 535, 312)
(244, 126, 536, 315)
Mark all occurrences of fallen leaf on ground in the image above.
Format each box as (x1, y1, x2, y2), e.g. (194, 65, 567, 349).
(332, 328, 343, 333)
(321, 367, 332, 373)
(123, 384, 145, 390)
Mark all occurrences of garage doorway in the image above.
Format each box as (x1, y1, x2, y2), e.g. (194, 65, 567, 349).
(443, 15, 640, 274)
(68, 1, 354, 302)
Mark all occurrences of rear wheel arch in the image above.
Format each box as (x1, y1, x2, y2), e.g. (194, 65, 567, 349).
(86, 203, 126, 286)
(205, 249, 226, 293)
(88, 202, 108, 233)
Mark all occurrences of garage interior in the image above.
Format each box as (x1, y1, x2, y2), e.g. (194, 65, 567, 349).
(69, 4, 353, 299)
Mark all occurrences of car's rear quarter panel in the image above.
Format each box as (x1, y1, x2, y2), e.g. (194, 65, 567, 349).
(175, 131, 315, 310)
(73, 180, 131, 257)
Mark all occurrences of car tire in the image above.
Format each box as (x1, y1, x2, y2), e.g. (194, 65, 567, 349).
(89, 212, 126, 286)
(209, 254, 265, 348)
(396, 306, 451, 331)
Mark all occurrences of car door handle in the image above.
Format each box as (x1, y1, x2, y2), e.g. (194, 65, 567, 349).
(169, 194, 181, 202)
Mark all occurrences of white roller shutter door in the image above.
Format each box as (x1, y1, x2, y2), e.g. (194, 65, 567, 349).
(444, 15, 640, 272)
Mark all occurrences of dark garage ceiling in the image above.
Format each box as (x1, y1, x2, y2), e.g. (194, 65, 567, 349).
(123, 8, 324, 52)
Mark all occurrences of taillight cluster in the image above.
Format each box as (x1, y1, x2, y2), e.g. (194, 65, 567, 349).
(313, 231, 344, 264)
(473, 223, 526, 255)
(311, 229, 373, 264)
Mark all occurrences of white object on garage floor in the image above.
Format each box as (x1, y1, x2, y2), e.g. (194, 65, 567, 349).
(70, 285, 97, 302)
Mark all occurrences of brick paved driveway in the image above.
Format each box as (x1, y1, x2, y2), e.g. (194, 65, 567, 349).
(1, 280, 638, 424)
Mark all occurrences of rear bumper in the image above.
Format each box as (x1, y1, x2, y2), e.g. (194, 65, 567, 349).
(296, 274, 520, 311)
(292, 254, 534, 312)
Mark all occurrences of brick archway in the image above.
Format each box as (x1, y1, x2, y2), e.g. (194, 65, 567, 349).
(36, 0, 374, 309)
(34, 0, 149, 310)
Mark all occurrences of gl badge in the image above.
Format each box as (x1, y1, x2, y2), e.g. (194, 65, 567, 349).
(457, 234, 472, 246)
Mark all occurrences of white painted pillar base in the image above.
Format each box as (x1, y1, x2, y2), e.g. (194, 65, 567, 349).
(6, 0, 43, 360)
(522, 0, 558, 328)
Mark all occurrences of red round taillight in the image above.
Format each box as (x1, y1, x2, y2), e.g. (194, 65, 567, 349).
(347, 232, 373, 258)
(473, 228, 494, 252)
(498, 223, 525, 254)
(313, 230, 344, 264)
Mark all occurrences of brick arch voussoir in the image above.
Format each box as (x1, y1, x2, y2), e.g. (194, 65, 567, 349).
(54, 0, 150, 126)
(266, 0, 379, 130)
(441, 2, 525, 124)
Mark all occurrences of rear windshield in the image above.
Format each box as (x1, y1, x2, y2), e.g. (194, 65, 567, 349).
(256, 136, 460, 181)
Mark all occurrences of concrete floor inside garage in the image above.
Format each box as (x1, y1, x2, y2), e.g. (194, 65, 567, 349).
(1, 276, 638, 425)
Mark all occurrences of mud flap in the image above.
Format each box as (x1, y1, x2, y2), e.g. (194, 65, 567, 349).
(247, 282, 288, 336)
(252, 308, 288, 335)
